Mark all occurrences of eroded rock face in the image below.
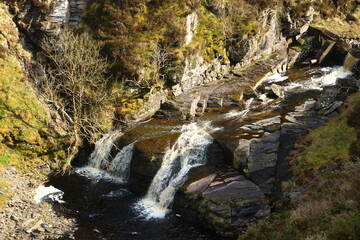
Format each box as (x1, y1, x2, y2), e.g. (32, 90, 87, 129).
(228, 10, 288, 67)
(166, 51, 289, 118)
(11, 0, 85, 44)
(130, 134, 178, 193)
(172, 56, 230, 96)
(184, 12, 198, 46)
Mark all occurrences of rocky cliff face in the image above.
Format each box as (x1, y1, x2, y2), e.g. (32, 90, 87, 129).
(9, 0, 85, 44)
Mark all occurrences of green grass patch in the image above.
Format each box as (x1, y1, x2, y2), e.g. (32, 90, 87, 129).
(292, 118, 356, 176)
(0, 154, 12, 164)
(239, 159, 360, 240)
(290, 91, 360, 180)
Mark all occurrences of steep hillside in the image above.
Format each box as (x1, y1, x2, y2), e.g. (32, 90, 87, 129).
(0, 2, 66, 201)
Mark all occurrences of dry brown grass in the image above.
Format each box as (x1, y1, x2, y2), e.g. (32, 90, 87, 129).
(290, 199, 332, 223)
(305, 233, 327, 240)
(313, 7, 360, 39)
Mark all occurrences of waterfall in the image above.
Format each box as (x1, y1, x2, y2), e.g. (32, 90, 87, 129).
(77, 131, 134, 183)
(135, 123, 213, 219)
(88, 131, 123, 169)
(343, 53, 359, 72)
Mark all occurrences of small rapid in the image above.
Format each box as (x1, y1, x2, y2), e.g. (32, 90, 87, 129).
(286, 66, 352, 90)
(135, 122, 214, 219)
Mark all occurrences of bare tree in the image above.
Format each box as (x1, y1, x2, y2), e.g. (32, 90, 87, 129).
(40, 30, 112, 159)
(149, 43, 172, 88)
(129, 43, 172, 90)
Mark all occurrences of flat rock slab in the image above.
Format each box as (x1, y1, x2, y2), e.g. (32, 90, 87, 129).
(202, 178, 264, 202)
(185, 173, 217, 193)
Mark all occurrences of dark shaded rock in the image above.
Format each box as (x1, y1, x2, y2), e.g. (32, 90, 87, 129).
(323, 101, 343, 115)
(276, 123, 308, 181)
(315, 87, 338, 110)
(239, 132, 280, 195)
(130, 134, 178, 194)
(206, 141, 228, 165)
(174, 166, 270, 237)
(154, 101, 184, 119)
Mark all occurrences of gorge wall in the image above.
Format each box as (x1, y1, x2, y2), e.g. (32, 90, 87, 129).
(1, 0, 360, 239)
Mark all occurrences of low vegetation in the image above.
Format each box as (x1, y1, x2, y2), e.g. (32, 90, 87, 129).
(0, 53, 66, 169)
(0, 50, 68, 209)
(239, 159, 360, 240)
(291, 91, 360, 181)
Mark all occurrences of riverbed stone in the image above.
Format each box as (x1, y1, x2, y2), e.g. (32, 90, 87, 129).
(174, 166, 270, 237)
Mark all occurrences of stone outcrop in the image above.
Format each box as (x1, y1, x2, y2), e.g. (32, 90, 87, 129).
(163, 50, 290, 118)
(172, 56, 230, 96)
(174, 165, 270, 237)
(229, 10, 288, 68)
(10, 0, 85, 44)
(68, 0, 86, 27)
(295, 26, 353, 66)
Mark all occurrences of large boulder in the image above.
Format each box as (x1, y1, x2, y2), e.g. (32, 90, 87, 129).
(174, 166, 270, 237)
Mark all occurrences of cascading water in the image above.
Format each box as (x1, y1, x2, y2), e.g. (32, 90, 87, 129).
(88, 131, 123, 169)
(77, 131, 134, 183)
(224, 98, 254, 119)
(135, 122, 214, 219)
(284, 66, 352, 91)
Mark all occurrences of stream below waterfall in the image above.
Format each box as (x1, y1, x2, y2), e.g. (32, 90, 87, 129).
(48, 172, 220, 240)
(45, 60, 358, 240)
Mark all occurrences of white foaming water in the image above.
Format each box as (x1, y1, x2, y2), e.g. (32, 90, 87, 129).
(285, 66, 351, 91)
(224, 98, 253, 119)
(135, 123, 213, 219)
(76, 166, 130, 183)
(267, 73, 288, 83)
(78, 131, 134, 183)
(108, 143, 134, 181)
(88, 131, 123, 169)
(225, 109, 250, 119)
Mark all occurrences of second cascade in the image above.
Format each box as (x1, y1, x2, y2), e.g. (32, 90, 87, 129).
(135, 122, 214, 219)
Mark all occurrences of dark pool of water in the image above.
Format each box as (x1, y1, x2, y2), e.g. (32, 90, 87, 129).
(48, 172, 224, 240)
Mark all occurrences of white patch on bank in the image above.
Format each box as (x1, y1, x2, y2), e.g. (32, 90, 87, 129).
(34, 185, 64, 204)
(184, 12, 198, 46)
